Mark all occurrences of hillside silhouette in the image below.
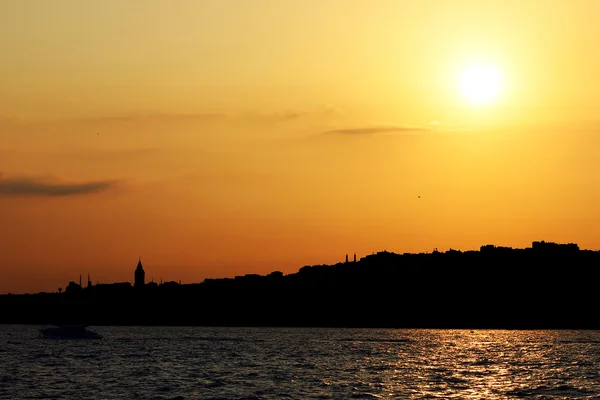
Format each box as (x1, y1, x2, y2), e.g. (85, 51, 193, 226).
(1, 241, 598, 329)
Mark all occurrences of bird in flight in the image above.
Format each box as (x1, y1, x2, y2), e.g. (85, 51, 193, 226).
(417, 195, 421, 198)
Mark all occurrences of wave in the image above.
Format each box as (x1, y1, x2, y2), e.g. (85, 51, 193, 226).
(337, 338, 410, 343)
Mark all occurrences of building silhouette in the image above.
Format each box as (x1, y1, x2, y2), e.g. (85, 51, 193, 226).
(134, 257, 145, 287)
(5, 240, 600, 329)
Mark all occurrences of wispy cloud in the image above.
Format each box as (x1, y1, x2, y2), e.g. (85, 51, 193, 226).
(6, 105, 346, 125)
(321, 125, 429, 136)
(71, 112, 228, 124)
(0, 176, 120, 197)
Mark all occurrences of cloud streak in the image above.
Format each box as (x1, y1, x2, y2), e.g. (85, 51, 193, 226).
(321, 125, 429, 136)
(0, 176, 120, 197)
(10, 105, 345, 126)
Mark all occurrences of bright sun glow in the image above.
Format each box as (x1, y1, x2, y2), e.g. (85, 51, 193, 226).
(459, 64, 502, 105)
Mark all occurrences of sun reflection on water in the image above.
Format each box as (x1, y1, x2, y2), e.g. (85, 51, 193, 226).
(2, 326, 600, 399)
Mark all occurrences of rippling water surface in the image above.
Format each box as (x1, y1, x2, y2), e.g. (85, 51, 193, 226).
(1, 325, 600, 399)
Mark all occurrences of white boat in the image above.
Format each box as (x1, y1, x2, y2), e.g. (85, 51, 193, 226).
(39, 325, 103, 339)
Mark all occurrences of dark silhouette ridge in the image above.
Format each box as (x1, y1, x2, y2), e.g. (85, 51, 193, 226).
(1, 240, 599, 329)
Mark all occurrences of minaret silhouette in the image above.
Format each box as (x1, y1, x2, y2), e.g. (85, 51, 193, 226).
(354, 253, 356, 263)
(345, 254, 348, 263)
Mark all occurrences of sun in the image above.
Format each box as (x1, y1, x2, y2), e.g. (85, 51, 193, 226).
(458, 64, 502, 105)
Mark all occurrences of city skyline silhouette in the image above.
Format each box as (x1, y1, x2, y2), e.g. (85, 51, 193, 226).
(2, 239, 598, 329)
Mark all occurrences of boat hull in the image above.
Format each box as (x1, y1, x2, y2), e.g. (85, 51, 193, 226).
(39, 325, 103, 339)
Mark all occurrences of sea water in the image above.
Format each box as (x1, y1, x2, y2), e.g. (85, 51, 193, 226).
(1, 325, 600, 399)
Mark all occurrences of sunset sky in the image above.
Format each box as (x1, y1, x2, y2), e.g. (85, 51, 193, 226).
(1, 0, 600, 294)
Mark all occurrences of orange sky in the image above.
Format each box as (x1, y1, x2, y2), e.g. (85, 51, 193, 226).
(1, 0, 600, 293)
